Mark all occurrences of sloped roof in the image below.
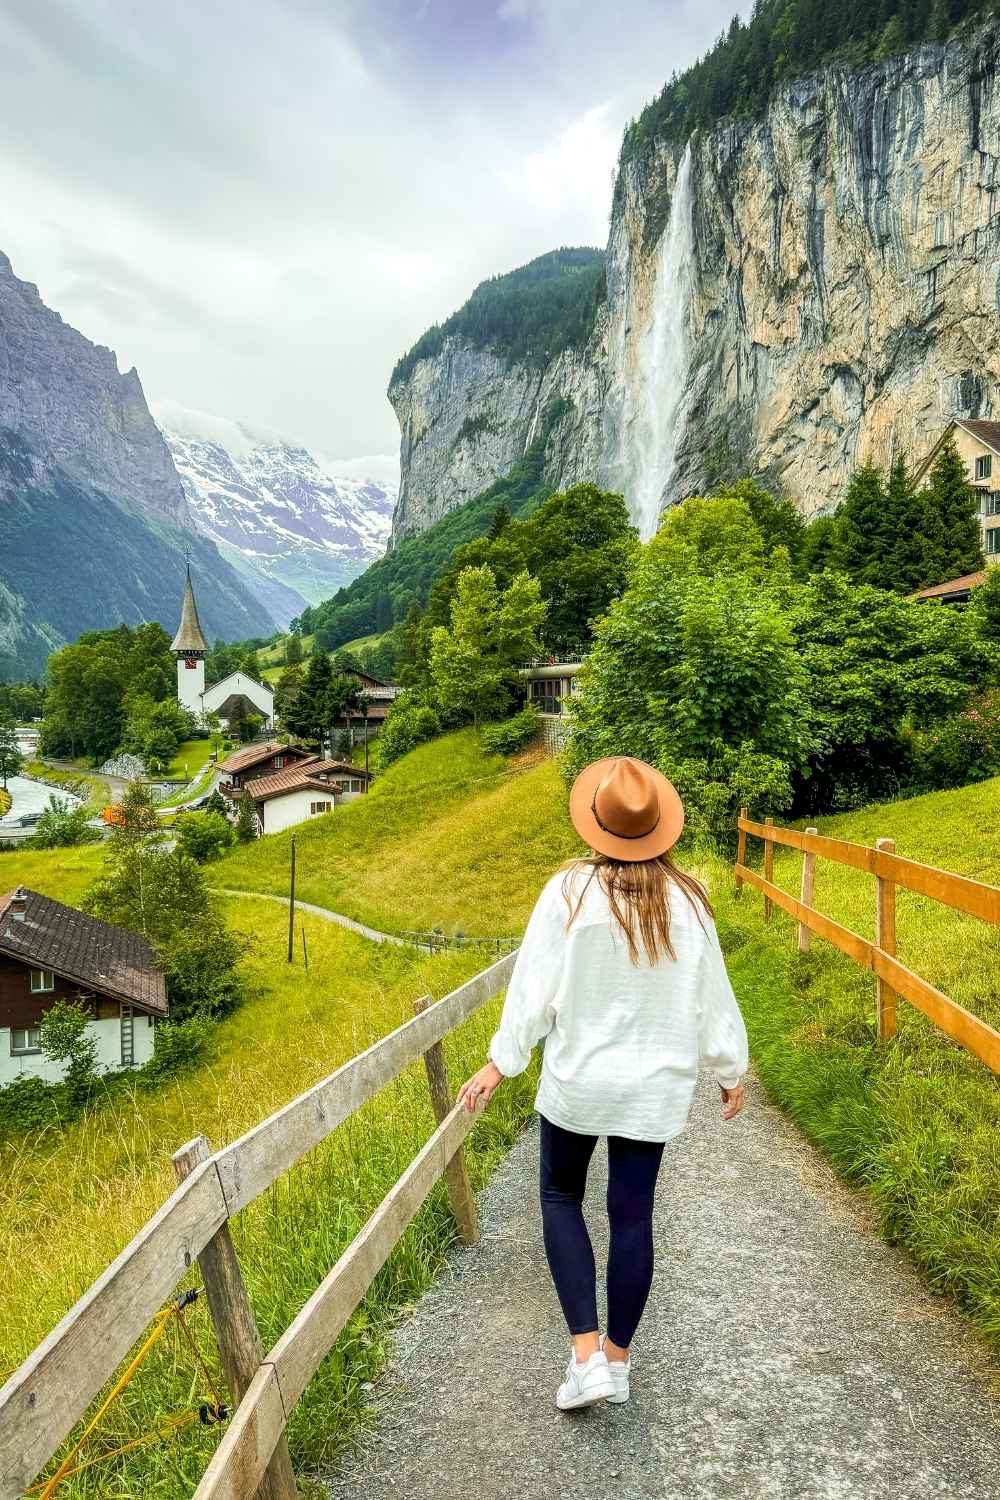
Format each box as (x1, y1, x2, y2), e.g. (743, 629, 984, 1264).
(956, 419, 1000, 454)
(245, 763, 343, 804)
(170, 568, 209, 654)
(0, 888, 167, 1015)
(914, 570, 987, 600)
(219, 742, 315, 775)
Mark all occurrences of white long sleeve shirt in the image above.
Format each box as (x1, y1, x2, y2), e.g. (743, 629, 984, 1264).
(489, 866, 748, 1143)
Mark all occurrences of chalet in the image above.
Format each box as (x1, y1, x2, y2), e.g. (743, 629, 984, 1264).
(0, 887, 166, 1085)
(173, 571, 275, 730)
(329, 669, 401, 743)
(219, 741, 317, 793)
(244, 759, 372, 836)
(914, 570, 987, 607)
(913, 419, 1000, 561)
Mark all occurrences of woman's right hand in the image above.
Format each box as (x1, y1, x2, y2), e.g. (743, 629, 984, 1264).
(720, 1082, 746, 1120)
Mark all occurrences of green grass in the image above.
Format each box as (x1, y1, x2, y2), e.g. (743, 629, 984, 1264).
(214, 730, 583, 935)
(257, 634, 315, 669)
(3, 898, 539, 1494)
(0, 843, 105, 905)
(163, 737, 214, 781)
(23, 760, 106, 810)
(711, 774, 1000, 1346)
(157, 761, 218, 809)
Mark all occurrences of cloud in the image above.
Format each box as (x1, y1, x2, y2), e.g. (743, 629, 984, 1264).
(0, 0, 747, 458)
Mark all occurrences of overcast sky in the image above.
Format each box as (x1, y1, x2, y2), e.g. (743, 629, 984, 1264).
(0, 0, 743, 461)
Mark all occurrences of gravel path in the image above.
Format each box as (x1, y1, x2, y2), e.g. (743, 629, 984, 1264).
(322, 1073, 1000, 1500)
(212, 887, 420, 947)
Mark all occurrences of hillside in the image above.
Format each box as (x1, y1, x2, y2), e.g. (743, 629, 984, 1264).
(0, 253, 273, 678)
(4, 735, 999, 1494)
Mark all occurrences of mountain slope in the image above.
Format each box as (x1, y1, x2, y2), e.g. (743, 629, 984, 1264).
(155, 402, 395, 627)
(0, 252, 274, 677)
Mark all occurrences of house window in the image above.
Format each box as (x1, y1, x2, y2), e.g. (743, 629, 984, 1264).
(987, 492, 1000, 516)
(309, 801, 333, 815)
(975, 455, 993, 481)
(274, 756, 284, 769)
(11, 1026, 42, 1054)
(986, 527, 1000, 556)
(30, 969, 55, 993)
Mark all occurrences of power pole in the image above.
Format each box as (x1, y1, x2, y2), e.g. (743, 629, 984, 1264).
(287, 834, 296, 963)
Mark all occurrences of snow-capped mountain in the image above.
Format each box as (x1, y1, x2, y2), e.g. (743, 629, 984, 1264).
(152, 400, 396, 627)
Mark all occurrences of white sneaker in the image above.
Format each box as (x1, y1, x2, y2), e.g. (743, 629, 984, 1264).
(555, 1348, 615, 1410)
(600, 1335, 631, 1404)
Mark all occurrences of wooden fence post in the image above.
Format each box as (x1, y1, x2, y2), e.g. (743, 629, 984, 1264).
(413, 995, 479, 1246)
(798, 828, 819, 952)
(875, 837, 898, 1041)
(734, 806, 748, 895)
(173, 1136, 299, 1500)
(763, 816, 774, 922)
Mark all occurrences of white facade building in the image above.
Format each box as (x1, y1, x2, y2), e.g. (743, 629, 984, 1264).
(171, 569, 274, 729)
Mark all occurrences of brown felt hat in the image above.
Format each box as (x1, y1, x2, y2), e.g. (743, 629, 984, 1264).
(569, 756, 684, 862)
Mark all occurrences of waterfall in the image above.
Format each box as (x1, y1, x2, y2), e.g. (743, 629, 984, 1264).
(612, 142, 696, 541)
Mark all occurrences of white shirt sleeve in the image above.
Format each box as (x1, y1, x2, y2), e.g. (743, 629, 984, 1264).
(696, 916, 749, 1090)
(488, 875, 566, 1077)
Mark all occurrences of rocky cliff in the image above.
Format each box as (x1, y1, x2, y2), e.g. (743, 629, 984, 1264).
(0, 252, 274, 676)
(390, 24, 1000, 540)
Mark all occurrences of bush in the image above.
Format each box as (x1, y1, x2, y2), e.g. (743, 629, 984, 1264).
(175, 810, 234, 864)
(139, 1016, 213, 1084)
(0, 1074, 60, 1140)
(481, 705, 541, 756)
(910, 697, 1000, 792)
(28, 794, 101, 849)
(39, 999, 99, 1105)
(157, 916, 253, 1020)
(378, 697, 442, 768)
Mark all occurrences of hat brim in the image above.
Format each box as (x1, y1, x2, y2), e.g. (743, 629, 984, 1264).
(569, 757, 684, 862)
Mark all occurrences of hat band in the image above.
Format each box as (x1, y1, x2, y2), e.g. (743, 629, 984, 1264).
(591, 792, 660, 841)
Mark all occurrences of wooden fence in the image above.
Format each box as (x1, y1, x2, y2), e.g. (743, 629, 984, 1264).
(0, 949, 518, 1500)
(734, 809, 1000, 1070)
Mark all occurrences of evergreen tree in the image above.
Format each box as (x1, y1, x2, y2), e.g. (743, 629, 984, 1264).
(488, 501, 512, 539)
(0, 714, 23, 790)
(375, 588, 394, 634)
(884, 455, 930, 592)
(274, 664, 303, 726)
(235, 791, 258, 843)
(921, 435, 985, 585)
(798, 514, 842, 577)
(283, 649, 333, 744)
(837, 465, 891, 586)
(284, 633, 303, 666)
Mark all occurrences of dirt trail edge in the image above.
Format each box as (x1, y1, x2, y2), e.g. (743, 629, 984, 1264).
(322, 1074, 1000, 1500)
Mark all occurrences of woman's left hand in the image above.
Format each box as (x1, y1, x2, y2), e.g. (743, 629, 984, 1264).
(457, 1061, 504, 1113)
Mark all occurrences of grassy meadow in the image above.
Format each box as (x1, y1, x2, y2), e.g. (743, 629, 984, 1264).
(163, 737, 214, 781)
(214, 730, 582, 935)
(5, 728, 1000, 1493)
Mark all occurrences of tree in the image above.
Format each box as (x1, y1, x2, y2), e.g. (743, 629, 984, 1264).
(488, 501, 512, 539)
(921, 434, 985, 585)
(0, 715, 23, 789)
(798, 514, 842, 577)
(175, 810, 234, 864)
(837, 465, 892, 586)
(285, 633, 304, 666)
(30, 795, 100, 848)
(516, 484, 639, 651)
(235, 791, 258, 843)
(652, 495, 767, 580)
(283, 649, 333, 745)
(39, 999, 99, 1103)
(714, 479, 805, 563)
(375, 588, 394, 633)
(885, 455, 930, 592)
(429, 566, 546, 725)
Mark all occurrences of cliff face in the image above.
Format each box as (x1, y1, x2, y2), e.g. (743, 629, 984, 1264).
(0, 253, 274, 675)
(390, 25, 1000, 539)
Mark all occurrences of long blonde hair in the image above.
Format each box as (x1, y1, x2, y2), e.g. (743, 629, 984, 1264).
(561, 851, 712, 965)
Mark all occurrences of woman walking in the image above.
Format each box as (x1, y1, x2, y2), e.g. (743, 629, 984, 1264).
(458, 756, 748, 1410)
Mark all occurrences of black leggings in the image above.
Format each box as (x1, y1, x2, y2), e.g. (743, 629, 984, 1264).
(539, 1113, 665, 1349)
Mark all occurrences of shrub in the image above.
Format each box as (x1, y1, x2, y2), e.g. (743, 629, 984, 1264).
(29, 794, 101, 849)
(378, 696, 442, 768)
(910, 697, 1000, 792)
(139, 1016, 213, 1084)
(157, 916, 253, 1020)
(481, 705, 541, 756)
(39, 999, 99, 1105)
(0, 1074, 60, 1140)
(175, 810, 234, 864)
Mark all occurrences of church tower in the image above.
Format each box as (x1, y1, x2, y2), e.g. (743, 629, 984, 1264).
(171, 566, 208, 719)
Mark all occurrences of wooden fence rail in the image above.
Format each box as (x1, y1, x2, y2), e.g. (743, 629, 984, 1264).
(734, 809, 1000, 1073)
(0, 949, 518, 1500)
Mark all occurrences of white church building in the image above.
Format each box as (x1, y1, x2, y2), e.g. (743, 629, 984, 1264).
(172, 569, 275, 730)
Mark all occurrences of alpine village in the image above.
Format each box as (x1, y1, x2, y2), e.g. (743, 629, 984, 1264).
(2, 3, 1000, 1499)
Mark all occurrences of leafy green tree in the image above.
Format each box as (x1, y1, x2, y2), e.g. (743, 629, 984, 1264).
(0, 714, 23, 789)
(652, 495, 767, 580)
(429, 566, 546, 725)
(175, 810, 234, 864)
(714, 479, 805, 563)
(39, 999, 99, 1103)
(920, 434, 985, 585)
(516, 484, 639, 651)
(235, 791, 258, 843)
(204, 788, 229, 817)
(284, 633, 304, 666)
(377, 696, 442, 768)
(30, 795, 100, 848)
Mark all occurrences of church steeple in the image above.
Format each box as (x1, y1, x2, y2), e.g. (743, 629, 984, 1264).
(171, 566, 208, 656)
